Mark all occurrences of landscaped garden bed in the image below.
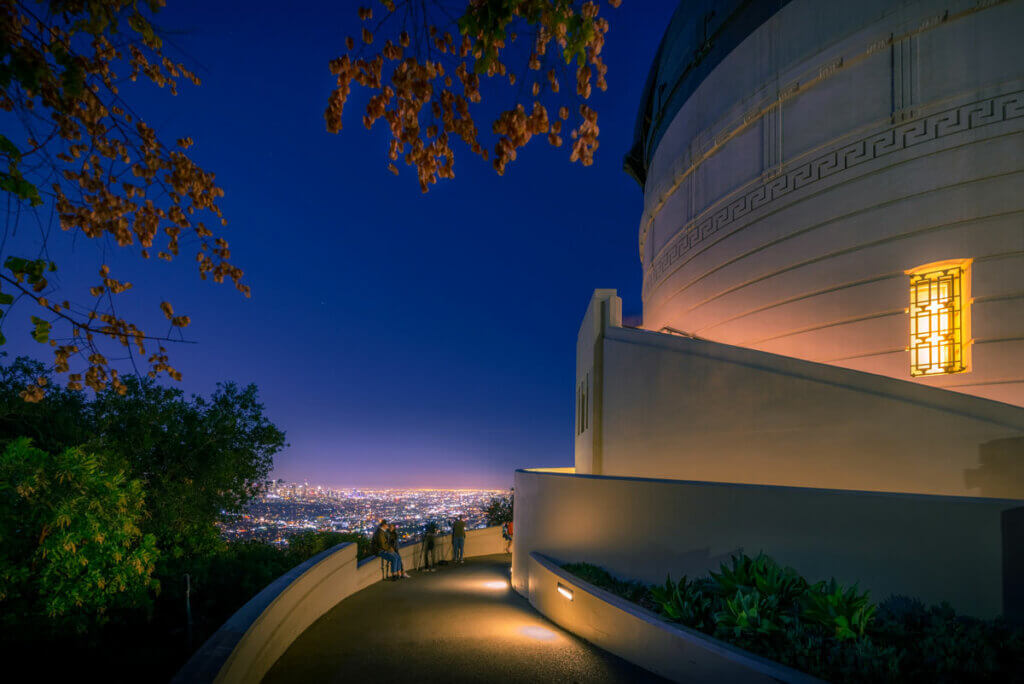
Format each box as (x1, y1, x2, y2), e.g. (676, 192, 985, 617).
(562, 554, 1024, 683)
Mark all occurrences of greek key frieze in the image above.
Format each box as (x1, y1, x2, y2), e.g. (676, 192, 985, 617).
(644, 91, 1024, 291)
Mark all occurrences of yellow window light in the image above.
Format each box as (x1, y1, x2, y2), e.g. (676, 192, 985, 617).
(556, 583, 574, 601)
(907, 260, 971, 376)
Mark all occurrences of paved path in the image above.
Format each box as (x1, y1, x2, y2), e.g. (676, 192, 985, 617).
(264, 554, 666, 683)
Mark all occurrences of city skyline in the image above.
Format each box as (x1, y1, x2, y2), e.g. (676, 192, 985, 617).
(223, 480, 509, 546)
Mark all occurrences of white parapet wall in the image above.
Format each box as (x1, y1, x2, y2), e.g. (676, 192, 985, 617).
(575, 290, 1024, 499)
(512, 468, 1024, 621)
(525, 552, 823, 684)
(175, 525, 506, 684)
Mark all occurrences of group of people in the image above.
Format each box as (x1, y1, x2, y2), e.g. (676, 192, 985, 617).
(371, 520, 411, 579)
(371, 515, 469, 579)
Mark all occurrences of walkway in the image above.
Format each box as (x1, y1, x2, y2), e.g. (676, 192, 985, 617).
(264, 554, 666, 683)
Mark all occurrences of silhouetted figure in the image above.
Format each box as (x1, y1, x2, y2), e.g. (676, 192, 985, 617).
(422, 522, 438, 571)
(452, 516, 466, 563)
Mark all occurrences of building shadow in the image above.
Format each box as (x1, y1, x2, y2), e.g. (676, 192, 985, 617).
(965, 436, 1024, 498)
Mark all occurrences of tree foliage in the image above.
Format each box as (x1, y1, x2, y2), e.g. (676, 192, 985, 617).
(0, 437, 159, 632)
(0, 355, 286, 563)
(326, 0, 622, 191)
(88, 376, 286, 562)
(484, 491, 512, 525)
(287, 530, 373, 562)
(1, 0, 247, 400)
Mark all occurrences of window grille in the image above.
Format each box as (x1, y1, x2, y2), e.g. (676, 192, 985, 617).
(908, 263, 970, 376)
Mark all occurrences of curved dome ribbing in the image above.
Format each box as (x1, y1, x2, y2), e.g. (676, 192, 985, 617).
(624, 0, 793, 186)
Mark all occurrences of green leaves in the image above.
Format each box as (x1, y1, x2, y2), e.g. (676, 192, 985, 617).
(459, 0, 598, 73)
(715, 588, 787, 639)
(650, 573, 713, 630)
(0, 256, 54, 346)
(554, 555, 1024, 682)
(30, 316, 52, 344)
(802, 578, 877, 641)
(0, 135, 42, 207)
(0, 438, 158, 631)
(5, 255, 56, 287)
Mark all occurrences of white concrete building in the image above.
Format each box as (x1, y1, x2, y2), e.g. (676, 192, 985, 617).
(628, 0, 1024, 407)
(515, 0, 1024, 631)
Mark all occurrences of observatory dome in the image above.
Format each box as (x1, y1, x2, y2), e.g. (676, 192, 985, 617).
(633, 0, 1024, 407)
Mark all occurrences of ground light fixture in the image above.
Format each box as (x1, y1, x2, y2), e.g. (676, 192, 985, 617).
(557, 583, 574, 601)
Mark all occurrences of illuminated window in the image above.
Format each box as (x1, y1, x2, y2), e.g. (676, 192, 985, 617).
(907, 260, 971, 376)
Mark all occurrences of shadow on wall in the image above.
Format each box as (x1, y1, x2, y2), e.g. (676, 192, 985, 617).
(967, 437, 1024, 497)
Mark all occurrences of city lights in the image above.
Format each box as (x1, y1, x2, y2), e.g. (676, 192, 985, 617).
(218, 481, 508, 545)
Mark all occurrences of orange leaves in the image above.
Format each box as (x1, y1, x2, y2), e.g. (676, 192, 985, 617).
(0, 0, 250, 400)
(569, 104, 600, 166)
(160, 301, 174, 319)
(326, 0, 617, 192)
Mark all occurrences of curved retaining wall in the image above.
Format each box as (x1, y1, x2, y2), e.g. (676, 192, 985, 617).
(525, 552, 822, 683)
(512, 468, 1024, 621)
(175, 526, 506, 684)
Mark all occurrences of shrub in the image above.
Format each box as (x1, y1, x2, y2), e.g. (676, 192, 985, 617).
(801, 578, 876, 641)
(287, 530, 371, 562)
(484, 494, 513, 526)
(560, 562, 654, 609)
(650, 574, 713, 631)
(0, 438, 159, 633)
(562, 553, 1024, 683)
(715, 588, 787, 640)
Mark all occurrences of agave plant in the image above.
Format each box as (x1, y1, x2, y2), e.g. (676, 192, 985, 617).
(650, 574, 713, 630)
(753, 561, 807, 606)
(710, 552, 805, 601)
(714, 588, 787, 639)
(801, 578, 877, 641)
(709, 553, 759, 595)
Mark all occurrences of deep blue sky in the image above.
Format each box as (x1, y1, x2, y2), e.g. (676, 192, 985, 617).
(10, 1, 679, 487)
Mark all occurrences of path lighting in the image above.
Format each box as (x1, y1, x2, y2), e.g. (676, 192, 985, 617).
(557, 583, 574, 601)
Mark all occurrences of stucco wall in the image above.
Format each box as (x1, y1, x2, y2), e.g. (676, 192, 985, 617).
(639, 0, 1024, 407)
(512, 468, 1024, 621)
(575, 291, 1024, 499)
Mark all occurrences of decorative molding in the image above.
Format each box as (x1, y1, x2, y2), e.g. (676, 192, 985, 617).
(636, 0, 1016, 262)
(762, 105, 782, 179)
(866, 36, 891, 56)
(818, 57, 844, 80)
(892, 35, 917, 123)
(643, 90, 1024, 292)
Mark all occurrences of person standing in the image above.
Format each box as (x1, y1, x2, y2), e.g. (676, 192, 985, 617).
(422, 522, 438, 572)
(452, 516, 466, 564)
(501, 519, 513, 554)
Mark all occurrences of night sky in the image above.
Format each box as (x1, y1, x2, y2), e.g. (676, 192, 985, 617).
(8, 1, 679, 488)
